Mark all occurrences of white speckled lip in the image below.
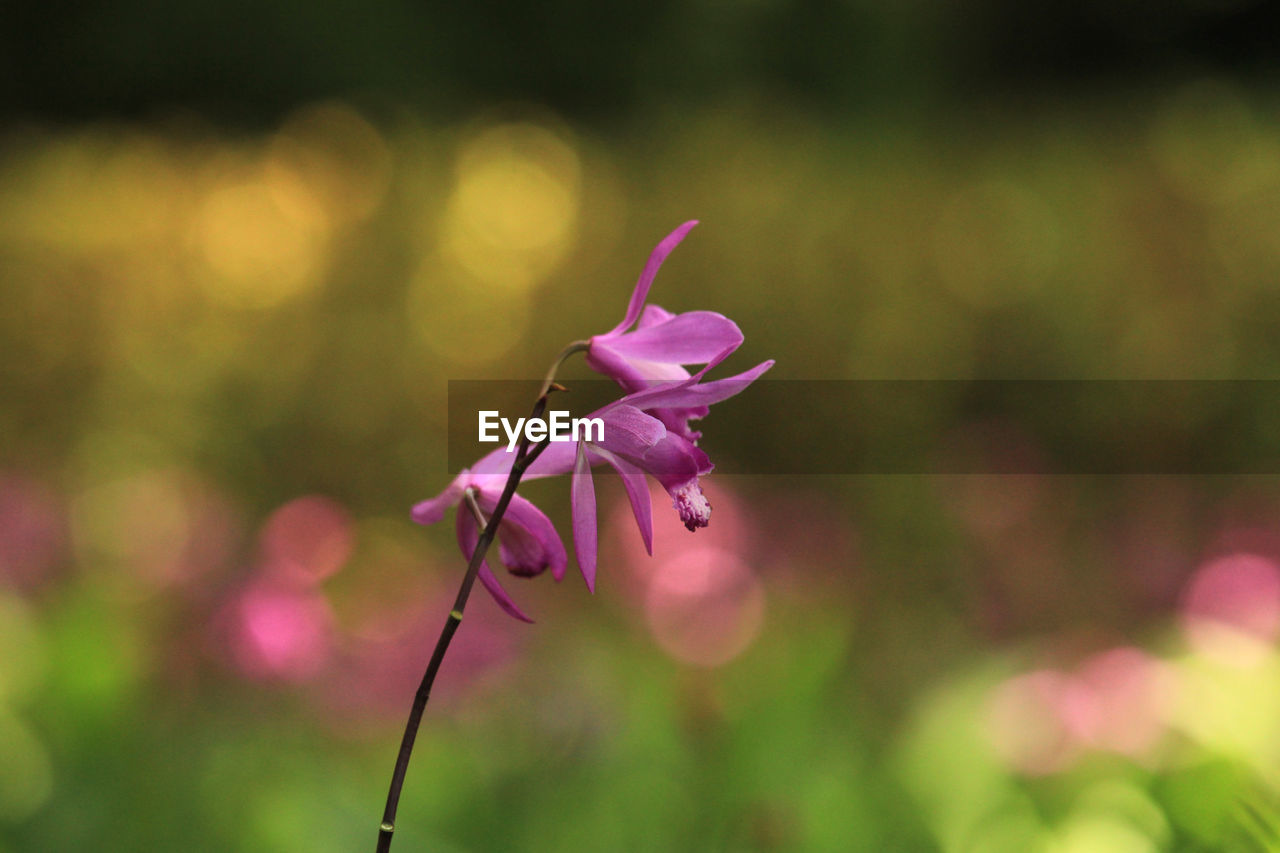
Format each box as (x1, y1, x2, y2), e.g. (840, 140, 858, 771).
(672, 480, 712, 531)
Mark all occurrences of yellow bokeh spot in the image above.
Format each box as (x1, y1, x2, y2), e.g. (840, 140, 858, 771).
(1167, 649, 1280, 768)
(1049, 816, 1158, 853)
(0, 130, 183, 252)
(407, 259, 531, 367)
(1072, 782, 1169, 847)
(193, 177, 328, 309)
(266, 101, 392, 225)
(442, 121, 581, 292)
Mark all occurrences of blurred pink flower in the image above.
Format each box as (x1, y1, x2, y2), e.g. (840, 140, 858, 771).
(987, 670, 1085, 775)
(645, 546, 765, 668)
(323, 592, 517, 725)
(259, 495, 353, 586)
(226, 582, 333, 682)
(0, 473, 65, 591)
(989, 647, 1171, 775)
(1180, 552, 1280, 662)
(1074, 646, 1169, 757)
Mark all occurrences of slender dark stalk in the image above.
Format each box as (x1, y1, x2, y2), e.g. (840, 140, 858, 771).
(539, 341, 589, 397)
(375, 348, 584, 852)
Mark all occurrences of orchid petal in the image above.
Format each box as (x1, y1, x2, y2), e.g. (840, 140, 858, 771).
(523, 441, 582, 479)
(477, 564, 535, 623)
(586, 341, 691, 388)
(617, 358, 691, 384)
(411, 475, 466, 525)
(604, 311, 744, 365)
(584, 342, 648, 389)
(608, 221, 699, 336)
(470, 439, 578, 480)
(637, 304, 677, 329)
(640, 433, 713, 486)
(469, 447, 517, 477)
(571, 440, 597, 592)
(595, 404, 668, 459)
(499, 492, 568, 581)
(456, 509, 533, 622)
(652, 404, 709, 443)
(619, 359, 775, 412)
(592, 447, 653, 555)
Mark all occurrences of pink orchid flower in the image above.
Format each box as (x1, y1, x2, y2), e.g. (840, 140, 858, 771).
(412, 222, 771, 620)
(467, 354, 772, 584)
(566, 360, 773, 589)
(585, 221, 746, 409)
(411, 472, 566, 623)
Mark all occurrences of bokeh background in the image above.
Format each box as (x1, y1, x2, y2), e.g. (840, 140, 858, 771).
(5, 2, 1280, 850)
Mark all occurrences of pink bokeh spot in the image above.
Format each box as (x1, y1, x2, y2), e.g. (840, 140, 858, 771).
(259, 495, 354, 586)
(645, 546, 765, 668)
(989, 648, 1170, 775)
(0, 473, 65, 590)
(602, 479, 765, 666)
(1181, 553, 1280, 662)
(229, 584, 333, 682)
(611, 479, 750, 576)
(322, 594, 518, 724)
(1074, 647, 1168, 757)
(987, 670, 1085, 776)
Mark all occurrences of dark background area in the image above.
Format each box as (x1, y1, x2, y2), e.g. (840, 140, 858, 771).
(3, 0, 1278, 124)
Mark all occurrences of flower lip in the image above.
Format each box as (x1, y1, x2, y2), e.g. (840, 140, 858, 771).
(671, 480, 711, 531)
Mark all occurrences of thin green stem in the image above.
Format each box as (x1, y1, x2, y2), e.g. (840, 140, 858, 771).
(540, 340, 589, 398)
